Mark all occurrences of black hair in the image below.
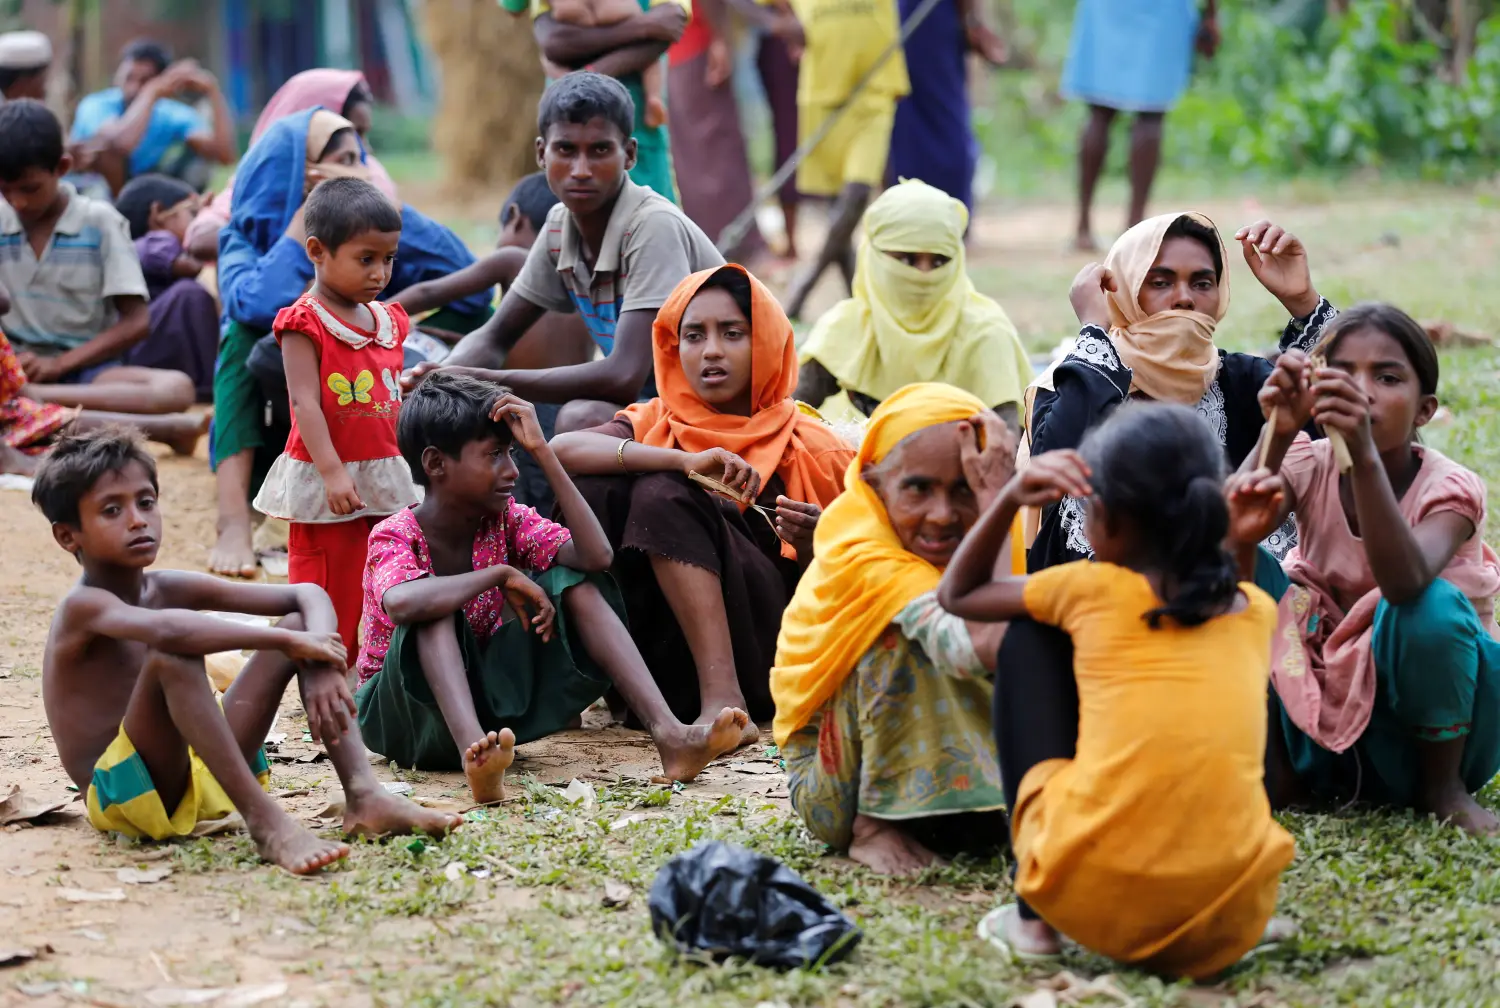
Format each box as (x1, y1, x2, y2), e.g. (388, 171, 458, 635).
(398, 372, 514, 487)
(303, 176, 402, 252)
(120, 39, 171, 75)
(1319, 301, 1439, 397)
(1163, 215, 1224, 281)
(501, 172, 559, 234)
(692, 266, 754, 321)
(536, 71, 634, 144)
(342, 79, 374, 118)
(31, 428, 158, 526)
(0, 98, 63, 181)
(114, 173, 195, 239)
(1078, 402, 1238, 629)
(316, 126, 356, 162)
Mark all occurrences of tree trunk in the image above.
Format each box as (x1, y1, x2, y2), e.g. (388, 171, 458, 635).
(424, 1, 544, 188)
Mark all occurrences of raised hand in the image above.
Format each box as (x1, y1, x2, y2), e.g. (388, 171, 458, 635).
(1310, 365, 1376, 467)
(1069, 262, 1117, 329)
(1234, 220, 1320, 318)
(683, 447, 762, 502)
(1258, 349, 1316, 434)
(959, 412, 1018, 509)
(489, 393, 547, 453)
(1008, 450, 1093, 508)
(1225, 469, 1288, 546)
(499, 570, 557, 642)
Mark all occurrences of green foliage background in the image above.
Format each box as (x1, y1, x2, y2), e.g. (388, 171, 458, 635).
(978, 0, 1500, 189)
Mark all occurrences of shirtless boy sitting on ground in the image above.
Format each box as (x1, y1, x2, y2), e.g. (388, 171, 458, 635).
(35, 429, 459, 874)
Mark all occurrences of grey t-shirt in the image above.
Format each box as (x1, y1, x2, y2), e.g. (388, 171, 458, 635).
(510, 176, 724, 356)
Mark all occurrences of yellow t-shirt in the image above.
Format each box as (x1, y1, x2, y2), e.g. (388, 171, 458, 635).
(789, 0, 909, 107)
(1013, 561, 1295, 979)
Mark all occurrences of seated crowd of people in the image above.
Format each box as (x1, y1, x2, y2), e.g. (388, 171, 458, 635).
(5, 50, 1498, 983)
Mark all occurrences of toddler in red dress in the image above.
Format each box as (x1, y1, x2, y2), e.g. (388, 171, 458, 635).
(253, 178, 417, 656)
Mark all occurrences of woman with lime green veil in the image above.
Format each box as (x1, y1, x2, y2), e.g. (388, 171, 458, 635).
(795, 179, 1032, 428)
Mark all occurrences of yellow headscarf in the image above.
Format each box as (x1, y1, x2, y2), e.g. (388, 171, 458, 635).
(1103, 210, 1230, 406)
(770, 382, 989, 746)
(800, 180, 1032, 410)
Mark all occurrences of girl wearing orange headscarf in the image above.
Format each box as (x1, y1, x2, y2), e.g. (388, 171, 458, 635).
(551, 265, 853, 746)
(1026, 213, 1339, 572)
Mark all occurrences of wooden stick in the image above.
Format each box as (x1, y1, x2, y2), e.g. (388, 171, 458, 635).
(1309, 352, 1355, 474)
(1257, 407, 1278, 471)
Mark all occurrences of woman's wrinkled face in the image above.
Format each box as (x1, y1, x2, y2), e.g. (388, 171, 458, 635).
(863, 423, 979, 567)
(679, 286, 753, 415)
(1139, 235, 1222, 318)
(882, 249, 951, 272)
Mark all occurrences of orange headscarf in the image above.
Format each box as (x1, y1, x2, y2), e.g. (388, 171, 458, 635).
(619, 265, 854, 512)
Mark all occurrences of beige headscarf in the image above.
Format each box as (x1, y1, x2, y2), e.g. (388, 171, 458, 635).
(1103, 211, 1230, 405)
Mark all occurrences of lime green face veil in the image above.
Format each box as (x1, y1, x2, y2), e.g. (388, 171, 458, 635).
(800, 179, 1031, 410)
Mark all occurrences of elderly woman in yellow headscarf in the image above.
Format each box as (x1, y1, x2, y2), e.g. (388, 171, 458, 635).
(795, 180, 1033, 428)
(772, 383, 1021, 876)
(1025, 213, 1339, 572)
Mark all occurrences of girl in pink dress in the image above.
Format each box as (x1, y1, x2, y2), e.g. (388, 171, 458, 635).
(1242, 302, 1500, 835)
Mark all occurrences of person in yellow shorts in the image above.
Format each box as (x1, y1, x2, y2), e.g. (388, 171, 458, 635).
(782, 0, 908, 320)
(33, 429, 460, 872)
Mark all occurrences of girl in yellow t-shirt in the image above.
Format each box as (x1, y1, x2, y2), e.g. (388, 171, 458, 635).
(937, 402, 1295, 980)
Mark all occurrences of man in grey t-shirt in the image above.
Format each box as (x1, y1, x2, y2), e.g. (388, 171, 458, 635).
(410, 72, 722, 432)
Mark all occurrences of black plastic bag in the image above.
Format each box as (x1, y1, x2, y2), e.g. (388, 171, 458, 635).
(648, 840, 861, 969)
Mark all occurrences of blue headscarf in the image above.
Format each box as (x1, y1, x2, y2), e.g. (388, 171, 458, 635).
(219, 107, 491, 330)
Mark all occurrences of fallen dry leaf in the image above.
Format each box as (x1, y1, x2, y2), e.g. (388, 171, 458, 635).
(191, 812, 245, 837)
(145, 982, 288, 1007)
(117, 866, 173, 885)
(728, 761, 781, 775)
(0, 784, 71, 825)
(57, 887, 125, 903)
(444, 862, 468, 882)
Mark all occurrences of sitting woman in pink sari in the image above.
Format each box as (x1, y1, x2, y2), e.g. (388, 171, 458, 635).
(183, 69, 396, 262)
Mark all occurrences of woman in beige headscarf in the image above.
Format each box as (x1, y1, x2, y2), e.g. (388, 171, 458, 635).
(1024, 212, 1340, 571)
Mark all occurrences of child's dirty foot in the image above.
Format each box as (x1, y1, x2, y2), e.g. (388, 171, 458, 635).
(1422, 785, 1500, 835)
(162, 412, 210, 456)
(644, 95, 667, 129)
(698, 703, 760, 749)
(252, 814, 350, 875)
(848, 814, 939, 876)
(464, 728, 515, 804)
(343, 785, 463, 838)
(209, 517, 259, 578)
(657, 707, 748, 781)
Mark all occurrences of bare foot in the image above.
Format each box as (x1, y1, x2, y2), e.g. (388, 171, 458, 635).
(698, 703, 760, 749)
(1421, 785, 1500, 835)
(656, 707, 749, 781)
(463, 728, 515, 804)
(343, 784, 463, 838)
(644, 95, 668, 129)
(159, 412, 210, 456)
(1071, 232, 1099, 253)
(209, 516, 258, 578)
(249, 811, 349, 875)
(0, 443, 38, 477)
(848, 813, 938, 876)
(995, 903, 1063, 959)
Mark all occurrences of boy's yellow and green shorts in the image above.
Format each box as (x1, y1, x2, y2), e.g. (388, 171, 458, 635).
(85, 724, 270, 841)
(796, 95, 897, 198)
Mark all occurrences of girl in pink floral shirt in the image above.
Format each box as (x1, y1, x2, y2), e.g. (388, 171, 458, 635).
(352, 372, 752, 805)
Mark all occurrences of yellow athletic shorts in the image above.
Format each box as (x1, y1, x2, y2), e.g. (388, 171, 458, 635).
(796, 97, 897, 197)
(85, 724, 270, 841)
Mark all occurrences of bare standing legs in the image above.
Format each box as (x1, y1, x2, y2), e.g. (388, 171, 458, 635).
(1074, 105, 1166, 251)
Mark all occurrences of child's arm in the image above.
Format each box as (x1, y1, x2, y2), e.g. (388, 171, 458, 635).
(26, 296, 149, 382)
(391, 248, 523, 317)
(153, 571, 339, 636)
(381, 563, 556, 641)
(66, 586, 345, 665)
(281, 331, 363, 515)
(1240, 349, 1315, 479)
(1313, 368, 1473, 604)
(938, 451, 1094, 621)
(171, 252, 204, 279)
(491, 393, 613, 572)
(405, 289, 548, 391)
(1223, 469, 1289, 581)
